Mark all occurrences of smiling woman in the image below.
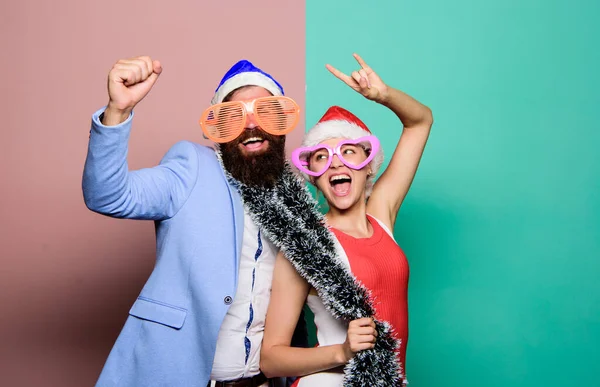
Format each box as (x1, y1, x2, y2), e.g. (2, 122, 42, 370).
(259, 53, 433, 386)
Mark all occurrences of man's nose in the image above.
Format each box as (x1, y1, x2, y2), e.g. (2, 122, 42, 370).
(244, 112, 258, 129)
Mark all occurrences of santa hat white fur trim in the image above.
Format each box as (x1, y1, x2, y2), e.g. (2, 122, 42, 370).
(211, 72, 283, 105)
(300, 120, 384, 198)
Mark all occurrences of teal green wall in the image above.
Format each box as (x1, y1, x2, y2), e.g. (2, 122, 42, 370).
(306, 1, 600, 386)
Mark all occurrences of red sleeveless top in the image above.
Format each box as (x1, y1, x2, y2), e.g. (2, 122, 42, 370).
(330, 215, 410, 375)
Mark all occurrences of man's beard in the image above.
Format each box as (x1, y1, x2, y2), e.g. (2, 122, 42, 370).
(220, 128, 286, 188)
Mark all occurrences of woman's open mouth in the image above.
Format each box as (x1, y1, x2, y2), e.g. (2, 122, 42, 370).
(329, 173, 351, 196)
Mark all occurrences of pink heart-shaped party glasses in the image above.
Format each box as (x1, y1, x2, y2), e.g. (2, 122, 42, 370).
(291, 135, 380, 177)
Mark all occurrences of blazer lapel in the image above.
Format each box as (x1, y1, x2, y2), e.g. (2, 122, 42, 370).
(225, 179, 244, 290)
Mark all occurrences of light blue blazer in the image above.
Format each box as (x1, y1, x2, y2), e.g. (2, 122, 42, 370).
(83, 108, 246, 386)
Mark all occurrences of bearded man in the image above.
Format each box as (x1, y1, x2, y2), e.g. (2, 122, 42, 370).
(83, 56, 306, 387)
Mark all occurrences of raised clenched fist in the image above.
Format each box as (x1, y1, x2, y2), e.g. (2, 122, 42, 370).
(102, 56, 162, 126)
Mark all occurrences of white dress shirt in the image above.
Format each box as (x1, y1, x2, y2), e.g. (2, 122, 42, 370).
(210, 207, 278, 381)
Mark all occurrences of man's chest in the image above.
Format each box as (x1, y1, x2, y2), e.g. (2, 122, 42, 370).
(230, 209, 279, 307)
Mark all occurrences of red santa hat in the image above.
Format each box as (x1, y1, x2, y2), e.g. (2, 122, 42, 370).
(300, 106, 384, 197)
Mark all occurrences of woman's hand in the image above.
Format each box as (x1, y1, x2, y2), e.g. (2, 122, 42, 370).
(341, 317, 378, 362)
(326, 53, 389, 104)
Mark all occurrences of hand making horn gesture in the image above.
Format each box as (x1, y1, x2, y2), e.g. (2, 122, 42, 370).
(326, 53, 389, 104)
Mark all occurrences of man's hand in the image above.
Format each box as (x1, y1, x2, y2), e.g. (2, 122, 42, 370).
(326, 53, 389, 104)
(102, 56, 162, 126)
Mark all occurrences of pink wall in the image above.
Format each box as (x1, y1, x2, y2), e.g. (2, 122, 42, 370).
(0, 1, 305, 385)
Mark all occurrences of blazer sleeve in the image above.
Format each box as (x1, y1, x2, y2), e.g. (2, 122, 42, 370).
(82, 107, 200, 221)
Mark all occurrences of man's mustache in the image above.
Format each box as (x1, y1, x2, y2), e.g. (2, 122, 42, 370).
(233, 128, 277, 145)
